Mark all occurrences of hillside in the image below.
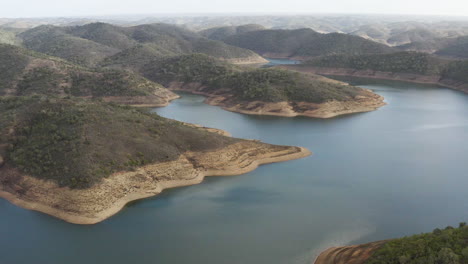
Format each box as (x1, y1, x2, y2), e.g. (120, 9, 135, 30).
(435, 36, 468, 59)
(314, 223, 468, 264)
(200, 24, 266, 41)
(284, 52, 468, 93)
(305, 52, 446, 75)
(223, 28, 395, 59)
(0, 29, 18, 45)
(19, 25, 120, 66)
(0, 97, 310, 224)
(141, 54, 385, 118)
(18, 22, 267, 66)
(0, 44, 177, 106)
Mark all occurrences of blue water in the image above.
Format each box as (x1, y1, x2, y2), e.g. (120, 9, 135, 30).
(264, 58, 301, 67)
(1, 79, 468, 264)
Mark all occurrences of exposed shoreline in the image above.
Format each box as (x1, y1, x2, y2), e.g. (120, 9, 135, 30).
(313, 240, 389, 264)
(0, 141, 311, 225)
(169, 82, 386, 119)
(279, 65, 468, 94)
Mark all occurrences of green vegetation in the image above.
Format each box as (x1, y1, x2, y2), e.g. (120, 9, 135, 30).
(436, 36, 468, 59)
(0, 44, 31, 93)
(69, 70, 164, 97)
(224, 28, 395, 57)
(0, 97, 237, 188)
(215, 68, 360, 103)
(442, 61, 468, 83)
(0, 29, 18, 45)
(19, 25, 119, 66)
(200, 24, 266, 41)
(142, 53, 238, 85)
(366, 223, 468, 264)
(306, 52, 447, 75)
(143, 54, 361, 103)
(18, 22, 261, 67)
(0, 43, 165, 98)
(100, 44, 176, 70)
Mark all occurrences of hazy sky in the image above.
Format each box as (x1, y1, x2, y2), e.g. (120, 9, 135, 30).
(1, 0, 468, 18)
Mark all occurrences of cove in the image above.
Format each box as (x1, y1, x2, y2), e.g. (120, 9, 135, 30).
(1, 79, 468, 264)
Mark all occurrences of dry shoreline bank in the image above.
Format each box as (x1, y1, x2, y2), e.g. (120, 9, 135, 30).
(313, 240, 389, 264)
(279, 65, 468, 94)
(0, 140, 310, 225)
(168, 82, 386, 119)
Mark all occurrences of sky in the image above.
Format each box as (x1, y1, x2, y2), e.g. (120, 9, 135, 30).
(1, 0, 468, 18)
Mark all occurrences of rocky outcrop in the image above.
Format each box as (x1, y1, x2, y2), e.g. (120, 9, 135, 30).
(0, 140, 310, 225)
(314, 240, 389, 264)
(281, 65, 468, 94)
(168, 82, 385, 119)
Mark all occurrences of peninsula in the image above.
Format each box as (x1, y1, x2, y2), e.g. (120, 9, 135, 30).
(0, 97, 310, 224)
(142, 54, 386, 118)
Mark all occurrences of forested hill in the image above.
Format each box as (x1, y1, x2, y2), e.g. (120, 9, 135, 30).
(305, 52, 447, 75)
(200, 24, 266, 41)
(302, 51, 468, 86)
(0, 97, 238, 188)
(222, 28, 396, 58)
(18, 22, 265, 67)
(142, 53, 364, 104)
(0, 43, 169, 98)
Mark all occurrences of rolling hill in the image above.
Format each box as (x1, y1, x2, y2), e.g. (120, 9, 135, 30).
(140, 53, 385, 118)
(0, 44, 177, 106)
(222, 28, 395, 59)
(18, 22, 267, 67)
(286, 51, 468, 93)
(200, 24, 266, 41)
(0, 96, 309, 224)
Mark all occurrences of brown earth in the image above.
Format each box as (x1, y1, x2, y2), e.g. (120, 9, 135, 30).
(314, 240, 389, 264)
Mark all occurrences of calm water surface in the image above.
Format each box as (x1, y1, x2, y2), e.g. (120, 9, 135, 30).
(1, 78, 468, 264)
(264, 58, 301, 66)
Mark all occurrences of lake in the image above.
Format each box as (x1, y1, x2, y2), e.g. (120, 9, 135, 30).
(264, 58, 301, 67)
(1, 78, 468, 264)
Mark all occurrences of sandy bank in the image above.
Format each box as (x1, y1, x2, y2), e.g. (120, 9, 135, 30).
(169, 82, 385, 119)
(313, 240, 389, 264)
(0, 141, 310, 225)
(280, 66, 468, 94)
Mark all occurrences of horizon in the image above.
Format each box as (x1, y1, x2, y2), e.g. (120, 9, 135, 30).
(2, 0, 468, 19)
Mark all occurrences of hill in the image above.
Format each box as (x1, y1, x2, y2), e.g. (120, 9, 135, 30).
(435, 36, 468, 59)
(222, 28, 395, 59)
(18, 23, 267, 67)
(19, 25, 120, 66)
(314, 223, 468, 264)
(284, 52, 468, 93)
(200, 24, 266, 41)
(305, 52, 446, 75)
(0, 29, 18, 45)
(0, 97, 310, 224)
(141, 54, 385, 118)
(0, 44, 177, 106)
